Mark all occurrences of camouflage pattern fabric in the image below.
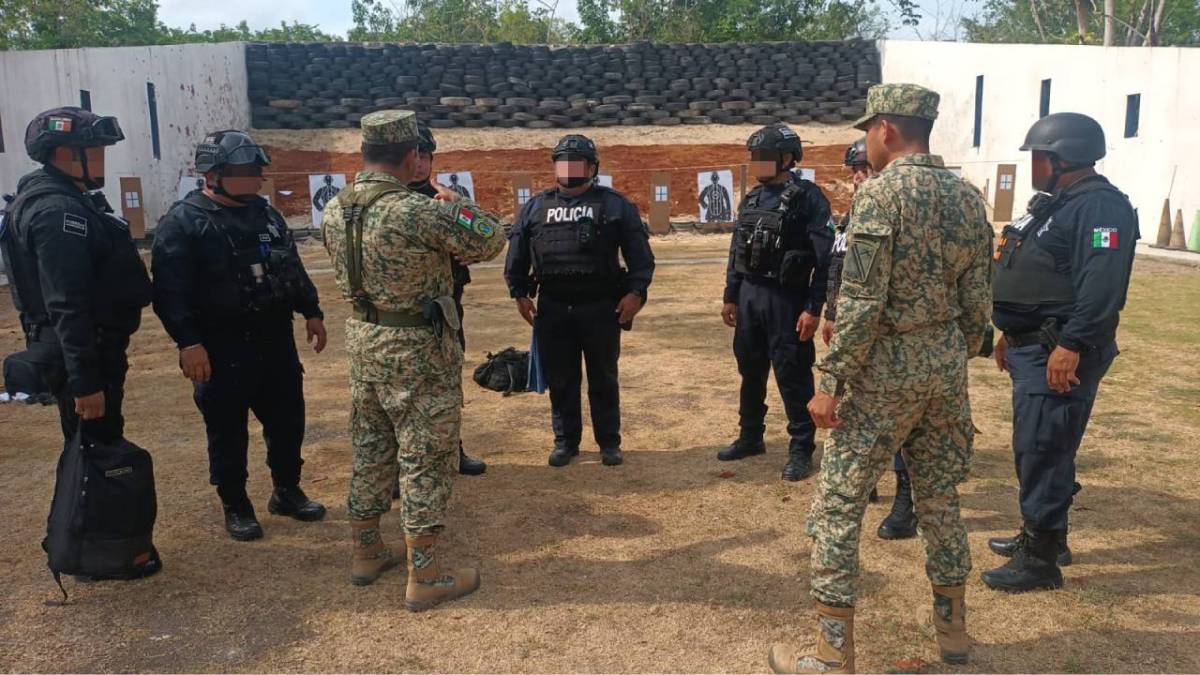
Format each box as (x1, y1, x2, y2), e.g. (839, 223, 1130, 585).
(361, 110, 419, 144)
(322, 171, 504, 532)
(853, 83, 940, 130)
(809, 152, 992, 607)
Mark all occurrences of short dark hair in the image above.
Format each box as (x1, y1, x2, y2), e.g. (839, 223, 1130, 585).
(877, 114, 933, 143)
(361, 140, 418, 166)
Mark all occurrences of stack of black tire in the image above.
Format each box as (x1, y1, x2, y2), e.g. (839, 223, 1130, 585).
(247, 41, 880, 130)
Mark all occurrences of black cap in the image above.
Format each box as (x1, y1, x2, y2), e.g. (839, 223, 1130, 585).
(844, 138, 868, 167)
(1020, 113, 1106, 165)
(552, 134, 598, 162)
(746, 123, 803, 161)
(417, 122, 437, 154)
(195, 130, 271, 173)
(25, 106, 124, 163)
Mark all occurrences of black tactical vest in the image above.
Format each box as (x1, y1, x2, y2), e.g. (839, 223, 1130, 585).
(733, 181, 814, 286)
(182, 193, 307, 316)
(530, 189, 612, 285)
(2, 178, 151, 336)
(992, 179, 1126, 306)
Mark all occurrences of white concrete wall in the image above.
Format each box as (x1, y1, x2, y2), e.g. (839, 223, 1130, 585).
(878, 40, 1200, 239)
(0, 42, 249, 232)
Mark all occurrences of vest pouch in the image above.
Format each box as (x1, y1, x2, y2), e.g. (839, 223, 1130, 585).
(778, 249, 815, 294)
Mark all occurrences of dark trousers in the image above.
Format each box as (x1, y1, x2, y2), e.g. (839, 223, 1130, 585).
(1007, 340, 1117, 531)
(54, 334, 130, 444)
(536, 295, 622, 450)
(733, 280, 816, 452)
(193, 333, 306, 492)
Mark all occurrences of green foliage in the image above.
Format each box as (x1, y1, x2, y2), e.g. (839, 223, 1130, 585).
(0, 0, 338, 50)
(962, 0, 1200, 46)
(349, 0, 573, 42)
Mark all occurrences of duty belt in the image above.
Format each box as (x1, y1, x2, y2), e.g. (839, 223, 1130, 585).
(352, 306, 430, 328)
(1003, 331, 1046, 349)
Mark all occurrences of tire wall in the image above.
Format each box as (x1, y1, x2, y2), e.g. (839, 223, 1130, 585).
(247, 41, 880, 131)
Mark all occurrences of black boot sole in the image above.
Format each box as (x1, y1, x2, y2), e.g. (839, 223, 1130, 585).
(267, 499, 327, 522)
(601, 454, 623, 466)
(458, 463, 487, 476)
(988, 540, 1073, 566)
(226, 526, 264, 542)
(981, 571, 1064, 593)
(548, 453, 578, 467)
(877, 525, 918, 540)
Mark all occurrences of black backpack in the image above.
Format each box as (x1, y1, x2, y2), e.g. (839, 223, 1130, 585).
(43, 431, 161, 598)
(473, 348, 530, 396)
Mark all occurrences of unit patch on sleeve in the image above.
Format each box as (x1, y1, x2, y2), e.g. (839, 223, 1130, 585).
(455, 206, 494, 238)
(1092, 227, 1119, 249)
(62, 213, 88, 238)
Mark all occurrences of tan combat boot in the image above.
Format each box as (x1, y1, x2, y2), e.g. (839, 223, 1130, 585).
(768, 601, 855, 674)
(404, 534, 481, 612)
(350, 518, 402, 586)
(931, 584, 969, 664)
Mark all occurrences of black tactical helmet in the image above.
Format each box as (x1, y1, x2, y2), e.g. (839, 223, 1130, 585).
(746, 124, 803, 161)
(552, 134, 598, 163)
(194, 130, 271, 173)
(1020, 113, 1106, 165)
(417, 122, 437, 154)
(844, 138, 868, 167)
(25, 106, 124, 163)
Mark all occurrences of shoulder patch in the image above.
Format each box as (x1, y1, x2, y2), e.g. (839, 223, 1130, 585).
(454, 205, 494, 238)
(842, 234, 883, 286)
(62, 213, 88, 238)
(1092, 227, 1120, 249)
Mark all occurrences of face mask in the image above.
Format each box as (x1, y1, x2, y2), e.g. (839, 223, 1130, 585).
(214, 175, 262, 203)
(558, 176, 590, 189)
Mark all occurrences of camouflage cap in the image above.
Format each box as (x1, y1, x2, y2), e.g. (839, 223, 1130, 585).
(853, 83, 940, 130)
(360, 110, 419, 144)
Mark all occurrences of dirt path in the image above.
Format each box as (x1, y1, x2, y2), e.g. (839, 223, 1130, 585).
(1, 237, 1198, 673)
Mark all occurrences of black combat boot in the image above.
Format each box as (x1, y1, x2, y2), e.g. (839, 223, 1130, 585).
(718, 426, 766, 461)
(268, 485, 327, 522)
(601, 447, 624, 466)
(459, 442, 487, 476)
(988, 528, 1072, 566)
(981, 527, 1064, 592)
(781, 439, 814, 481)
(877, 470, 918, 540)
(219, 487, 264, 542)
(548, 444, 579, 467)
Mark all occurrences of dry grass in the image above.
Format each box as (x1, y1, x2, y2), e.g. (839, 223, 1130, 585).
(0, 236, 1198, 673)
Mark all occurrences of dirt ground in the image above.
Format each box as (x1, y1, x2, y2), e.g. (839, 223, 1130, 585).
(1, 237, 1199, 673)
(263, 142, 855, 224)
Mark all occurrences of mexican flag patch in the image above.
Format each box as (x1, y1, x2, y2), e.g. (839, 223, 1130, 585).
(1092, 227, 1119, 249)
(48, 117, 72, 132)
(455, 207, 475, 230)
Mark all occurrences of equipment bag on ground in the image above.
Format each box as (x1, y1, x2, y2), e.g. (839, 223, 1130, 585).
(473, 347, 530, 396)
(43, 430, 161, 594)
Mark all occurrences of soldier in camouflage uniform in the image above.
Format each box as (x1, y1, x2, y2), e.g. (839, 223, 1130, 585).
(768, 84, 993, 673)
(320, 110, 505, 611)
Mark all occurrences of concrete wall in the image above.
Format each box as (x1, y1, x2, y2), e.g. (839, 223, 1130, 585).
(0, 42, 249, 231)
(879, 40, 1200, 237)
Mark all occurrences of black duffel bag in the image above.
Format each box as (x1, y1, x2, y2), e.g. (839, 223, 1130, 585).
(44, 430, 162, 598)
(473, 347, 529, 396)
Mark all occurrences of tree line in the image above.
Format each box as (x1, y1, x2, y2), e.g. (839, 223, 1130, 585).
(1, 0, 1197, 50)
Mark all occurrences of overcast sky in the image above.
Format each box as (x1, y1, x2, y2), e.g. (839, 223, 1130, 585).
(156, 0, 949, 41)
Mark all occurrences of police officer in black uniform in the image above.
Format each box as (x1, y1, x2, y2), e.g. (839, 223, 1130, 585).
(505, 134, 655, 467)
(404, 121, 486, 477)
(0, 107, 158, 579)
(982, 113, 1137, 593)
(152, 130, 327, 542)
(719, 124, 833, 482)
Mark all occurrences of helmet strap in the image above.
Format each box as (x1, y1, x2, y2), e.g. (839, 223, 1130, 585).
(75, 147, 104, 191)
(209, 174, 258, 204)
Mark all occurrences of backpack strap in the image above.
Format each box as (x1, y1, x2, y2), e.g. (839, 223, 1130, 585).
(337, 183, 408, 320)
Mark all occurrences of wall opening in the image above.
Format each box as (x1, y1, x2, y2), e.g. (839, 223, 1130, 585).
(0, 113, 5, 153)
(80, 90, 92, 111)
(147, 82, 161, 160)
(973, 75, 984, 148)
(1039, 79, 1051, 118)
(1125, 94, 1141, 138)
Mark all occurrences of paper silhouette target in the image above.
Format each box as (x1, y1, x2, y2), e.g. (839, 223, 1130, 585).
(309, 173, 346, 228)
(697, 170, 734, 223)
(437, 172, 474, 200)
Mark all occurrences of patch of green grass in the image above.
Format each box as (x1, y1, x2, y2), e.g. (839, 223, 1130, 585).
(1062, 656, 1085, 673)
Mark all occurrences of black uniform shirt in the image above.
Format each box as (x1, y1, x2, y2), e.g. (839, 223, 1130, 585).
(151, 192, 321, 349)
(2, 169, 151, 396)
(723, 177, 834, 315)
(505, 184, 655, 300)
(993, 176, 1138, 352)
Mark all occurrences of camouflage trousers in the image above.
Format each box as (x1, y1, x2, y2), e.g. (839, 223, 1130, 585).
(346, 324, 462, 535)
(807, 383, 974, 607)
